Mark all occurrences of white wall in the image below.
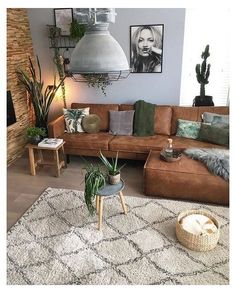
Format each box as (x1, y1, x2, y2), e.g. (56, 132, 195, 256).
(27, 8, 185, 121)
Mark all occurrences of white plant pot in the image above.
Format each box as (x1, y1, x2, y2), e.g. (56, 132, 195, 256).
(109, 173, 120, 185)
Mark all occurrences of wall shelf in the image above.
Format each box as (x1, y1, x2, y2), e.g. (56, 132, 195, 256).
(49, 36, 77, 49)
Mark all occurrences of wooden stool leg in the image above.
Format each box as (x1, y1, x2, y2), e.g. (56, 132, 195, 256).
(98, 196, 104, 231)
(61, 144, 67, 168)
(54, 150, 60, 177)
(28, 147, 36, 176)
(96, 195, 99, 212)
(119, 191, 127, 215)
(37, 149, 44, 164)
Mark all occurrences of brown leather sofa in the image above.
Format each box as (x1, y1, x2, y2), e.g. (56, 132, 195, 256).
(48, 103, 229, 158)
(48, 103, 229, 205)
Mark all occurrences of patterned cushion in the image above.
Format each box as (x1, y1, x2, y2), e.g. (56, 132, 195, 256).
(109, 110, 135, 135)
(176, 119, 201, 139)
(202, 112, 229, 124)
(63, 107, 90, 133)
(198, 123, 229, 146)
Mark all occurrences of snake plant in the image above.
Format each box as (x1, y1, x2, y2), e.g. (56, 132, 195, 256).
(16, 56, 64, 133)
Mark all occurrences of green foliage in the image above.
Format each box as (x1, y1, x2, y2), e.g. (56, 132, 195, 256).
(26, 127, 46, 138)
(82, 74, 112, 96)
(195, 44, 211, 97)
(83, 161, 106, 215)
(99, 151, 126, 176)
(16, 56, 63, 132)
(70, 19, 86, 41)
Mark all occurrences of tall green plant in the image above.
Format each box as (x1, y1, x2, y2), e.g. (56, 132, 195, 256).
(195, 44, 211, 97)
(16, 56, 63, 132)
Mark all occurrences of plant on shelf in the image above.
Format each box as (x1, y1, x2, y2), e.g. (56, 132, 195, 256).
(193, 44, 214, 106)
(16, 56, 63, 134)
(70, 19, 86, 41)
(83, 162, 106, 215)
(82, 74, 112, 96)
(26, 126, 47, 144)
(99, 151, 126, 185)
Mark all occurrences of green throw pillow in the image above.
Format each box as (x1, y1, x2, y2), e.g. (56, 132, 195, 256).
(176, 119, 201, 139)
(202, 112, 229, 124)
(63, 107, 90, 133)
(198, 123, 229, 146)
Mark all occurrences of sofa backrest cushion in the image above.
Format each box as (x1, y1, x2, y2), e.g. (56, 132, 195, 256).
(119, 104, 172, 135)
(171, 106, 229, 135)
(71, 103, 119, 131)
(171, 107, 199, 135)
(154, 106, 172, 135)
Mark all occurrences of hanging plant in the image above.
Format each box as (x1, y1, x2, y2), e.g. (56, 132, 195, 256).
(82, 74, 112, 96)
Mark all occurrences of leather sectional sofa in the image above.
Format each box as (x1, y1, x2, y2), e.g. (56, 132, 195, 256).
(48, 103, 229, 205)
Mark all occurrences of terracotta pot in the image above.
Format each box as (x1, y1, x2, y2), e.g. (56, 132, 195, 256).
(109, 173, 120, 185)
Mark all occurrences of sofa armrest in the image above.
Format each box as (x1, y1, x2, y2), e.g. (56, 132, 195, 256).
(48, 115, 65, 138)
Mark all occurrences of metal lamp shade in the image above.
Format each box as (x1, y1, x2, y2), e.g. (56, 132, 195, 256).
(70, 30, 129, 73)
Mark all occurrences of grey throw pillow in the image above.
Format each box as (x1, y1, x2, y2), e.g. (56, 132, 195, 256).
(109, 110, 135, 135)
(198, 123, 229, 146)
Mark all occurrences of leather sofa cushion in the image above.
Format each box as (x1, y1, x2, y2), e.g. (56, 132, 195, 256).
(60, 132, 114, 150)
(119, 104, 172, 135)
(71, 103, 119, 131)
(171, 106, 229, 135)
(171, 107, 199, 135)
(109, 134, 168, 153)
(154, 106, 172, 135)
(170, 135, 227, 150)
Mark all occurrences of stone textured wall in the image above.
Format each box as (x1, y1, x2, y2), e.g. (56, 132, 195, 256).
(7, 9, 35, 165)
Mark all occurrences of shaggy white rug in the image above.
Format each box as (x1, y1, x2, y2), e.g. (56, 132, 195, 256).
(7, 187, 229, 285)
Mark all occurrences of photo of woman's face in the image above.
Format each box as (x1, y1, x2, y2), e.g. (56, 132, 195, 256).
(138, 29, 154, 56)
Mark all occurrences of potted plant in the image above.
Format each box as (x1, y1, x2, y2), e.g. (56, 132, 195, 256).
(99, 151, 126, 185)
(16, 56, 63, 135)
(26, 126, 46, 144)
(193, 44, 214, 106)
(83, 163, 106, 215)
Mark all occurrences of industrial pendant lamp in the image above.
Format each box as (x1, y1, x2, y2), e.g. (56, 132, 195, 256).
(69, 8, 130, 82)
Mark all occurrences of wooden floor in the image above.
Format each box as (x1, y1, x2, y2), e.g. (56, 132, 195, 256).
(7, 151, 145, 230)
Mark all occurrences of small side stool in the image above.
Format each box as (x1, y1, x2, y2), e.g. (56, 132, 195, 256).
(25, 141, 67, 177)
(96, 179, 127, 230)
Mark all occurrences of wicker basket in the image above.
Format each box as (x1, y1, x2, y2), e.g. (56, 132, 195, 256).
(176, 209, 220, 251)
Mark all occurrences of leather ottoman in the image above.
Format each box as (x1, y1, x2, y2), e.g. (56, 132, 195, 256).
(143, 150, 229, 205)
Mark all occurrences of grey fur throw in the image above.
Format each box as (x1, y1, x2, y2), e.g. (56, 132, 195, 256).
(184, 148, 229, 181)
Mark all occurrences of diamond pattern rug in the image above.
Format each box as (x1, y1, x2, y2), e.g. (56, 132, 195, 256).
(7, 187, 229, 285)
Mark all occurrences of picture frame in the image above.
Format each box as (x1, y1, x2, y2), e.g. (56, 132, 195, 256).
(130, 24, 164, 73)
(54, 8, 73, 36)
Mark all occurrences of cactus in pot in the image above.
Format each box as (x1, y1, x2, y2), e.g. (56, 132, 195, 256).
(193, 45, 214, 106)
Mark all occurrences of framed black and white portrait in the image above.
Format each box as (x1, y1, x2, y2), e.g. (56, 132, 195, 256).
(54, 8, 73, 36)
(130, 24, 164, 73)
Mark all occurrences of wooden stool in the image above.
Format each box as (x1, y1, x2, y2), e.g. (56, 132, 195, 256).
(96, 179, 127, 231)
(25, 142, 67, 177)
